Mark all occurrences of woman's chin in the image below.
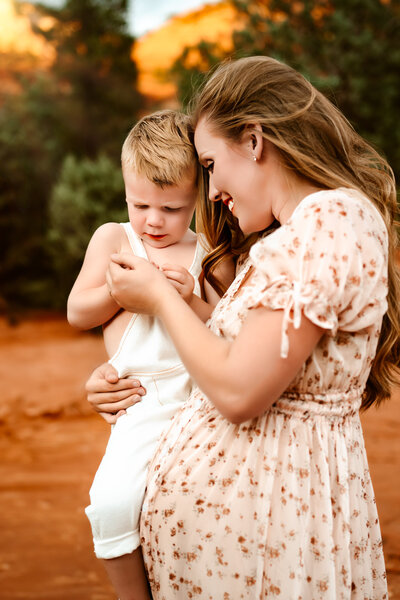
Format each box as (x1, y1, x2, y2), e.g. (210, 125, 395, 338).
(240, 217, 276, 236)
(238, 221, 256, 236)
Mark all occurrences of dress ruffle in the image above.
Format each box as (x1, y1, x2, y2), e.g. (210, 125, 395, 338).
(248, 275, 338, 357)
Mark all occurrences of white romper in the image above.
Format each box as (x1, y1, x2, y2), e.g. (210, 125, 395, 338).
(85, 223, 207, 559)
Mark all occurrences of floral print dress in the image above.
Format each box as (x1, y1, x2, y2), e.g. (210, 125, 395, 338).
(140, 188, 389, 599)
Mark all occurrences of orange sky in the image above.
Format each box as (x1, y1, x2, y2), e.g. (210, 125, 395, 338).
(0, 0, 55, 60)
(0, 0, 238, 101)
(133, 2, 240, 100)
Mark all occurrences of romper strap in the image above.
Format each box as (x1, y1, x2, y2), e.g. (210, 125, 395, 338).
(120, 223, 148, 259)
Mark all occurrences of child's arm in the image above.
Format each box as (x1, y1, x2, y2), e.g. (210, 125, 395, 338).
(67, 223, 123, 330)
(161, 257, 235, 322)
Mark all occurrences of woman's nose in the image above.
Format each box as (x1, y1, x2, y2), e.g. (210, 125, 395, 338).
(208, 179, 221, 203)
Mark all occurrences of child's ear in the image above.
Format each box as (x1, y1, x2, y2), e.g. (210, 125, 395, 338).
(242, 123, 263, 162)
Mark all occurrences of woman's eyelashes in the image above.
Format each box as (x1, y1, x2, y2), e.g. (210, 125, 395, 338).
(206, 161, 214, 174)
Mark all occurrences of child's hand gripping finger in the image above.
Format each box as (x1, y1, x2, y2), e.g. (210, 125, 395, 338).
(161, 264, 195, 303)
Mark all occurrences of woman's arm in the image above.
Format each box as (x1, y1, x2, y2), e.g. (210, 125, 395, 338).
(67, 223, 122, 330)
(108, 253, 323, 424)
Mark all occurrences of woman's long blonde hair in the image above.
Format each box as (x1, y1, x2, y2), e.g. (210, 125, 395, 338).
(191, 55, 399, 409)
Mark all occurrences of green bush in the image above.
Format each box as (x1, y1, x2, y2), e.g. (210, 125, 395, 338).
(48, 154, 127, 305)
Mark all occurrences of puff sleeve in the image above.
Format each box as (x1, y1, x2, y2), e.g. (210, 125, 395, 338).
(247, 190, 389, 358)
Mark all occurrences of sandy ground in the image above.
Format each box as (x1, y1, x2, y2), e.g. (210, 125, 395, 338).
(0, 315, 399, 599)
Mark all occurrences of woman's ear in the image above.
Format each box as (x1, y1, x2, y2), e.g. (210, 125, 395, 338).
(242, 123, 264, 161)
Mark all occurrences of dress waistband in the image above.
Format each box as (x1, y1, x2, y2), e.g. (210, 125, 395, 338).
(270, 389, 362, 419)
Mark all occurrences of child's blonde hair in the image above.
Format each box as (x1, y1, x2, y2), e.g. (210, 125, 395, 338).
(191, 55, 400, 409)
(122, 109, 197, 188)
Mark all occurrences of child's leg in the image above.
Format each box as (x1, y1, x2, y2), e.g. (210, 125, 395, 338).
(85, 395, 181, 596)
(103, 547, 151, 600)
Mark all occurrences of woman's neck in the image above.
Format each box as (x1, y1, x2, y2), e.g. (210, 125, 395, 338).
(273, 178, 325, 225)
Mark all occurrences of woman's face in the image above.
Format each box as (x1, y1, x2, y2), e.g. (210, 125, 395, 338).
(194, 117, 276, 234)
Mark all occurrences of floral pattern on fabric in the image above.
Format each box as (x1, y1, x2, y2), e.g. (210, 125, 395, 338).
(140, 188, 389, 599)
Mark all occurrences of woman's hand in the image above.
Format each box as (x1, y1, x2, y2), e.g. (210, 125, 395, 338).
(106, 253, 175, 315)
(161, 264, 195, 303)
(86, 362, 146, 424)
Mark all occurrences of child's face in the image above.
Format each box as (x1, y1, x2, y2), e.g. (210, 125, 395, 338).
(124, 169, 197, 248)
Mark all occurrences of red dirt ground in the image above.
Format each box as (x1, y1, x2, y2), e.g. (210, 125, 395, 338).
(0, 315, 399, 599)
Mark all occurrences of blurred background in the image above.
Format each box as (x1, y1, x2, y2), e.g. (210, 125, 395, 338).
(0, 0, 399, 314)
(0, 0, 399, 598)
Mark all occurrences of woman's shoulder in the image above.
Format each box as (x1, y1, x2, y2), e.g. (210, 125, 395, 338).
(250, 186, 388, 270)
(292, 187, 387, 234)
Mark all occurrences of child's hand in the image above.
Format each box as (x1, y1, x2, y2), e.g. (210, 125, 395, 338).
(161, 264, 195, 303)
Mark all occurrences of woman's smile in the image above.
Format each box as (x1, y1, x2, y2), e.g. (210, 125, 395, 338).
(222, 196, 235, 213)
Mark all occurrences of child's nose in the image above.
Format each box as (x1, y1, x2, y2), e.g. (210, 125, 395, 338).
(147, 210, 164, 227)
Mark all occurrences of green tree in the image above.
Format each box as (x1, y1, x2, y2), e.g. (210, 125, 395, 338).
(0, 1, 142, 314)
(0, 77, 61, 313)
(28, 0, 142, 161)
(171, 0, 400, 182)
(170, 40, 224, 107)
(48, 154, 126, 305)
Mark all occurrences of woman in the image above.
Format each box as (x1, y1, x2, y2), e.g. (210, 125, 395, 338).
(87, 56, 399, 598)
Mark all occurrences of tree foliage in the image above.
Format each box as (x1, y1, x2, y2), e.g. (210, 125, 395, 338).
(0, 0, 141, 314)
(0, 77, 61, 312)
(49, 154, 126, 305)
(170, 40, 225, 107)
(171, 0, 400, 182)
(28, 0, 141, 161)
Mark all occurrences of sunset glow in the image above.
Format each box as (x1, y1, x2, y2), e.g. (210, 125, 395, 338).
(133, 2, 241, 100)
(0, 0, 55, 61)
(0, 0, 239, 101)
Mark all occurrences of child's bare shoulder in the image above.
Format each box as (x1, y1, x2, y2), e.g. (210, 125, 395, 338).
(92, 222, 123, 240)
(88, 222, 125, 254)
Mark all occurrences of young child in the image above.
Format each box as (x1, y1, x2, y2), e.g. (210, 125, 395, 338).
(67, 110, 234, 600)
